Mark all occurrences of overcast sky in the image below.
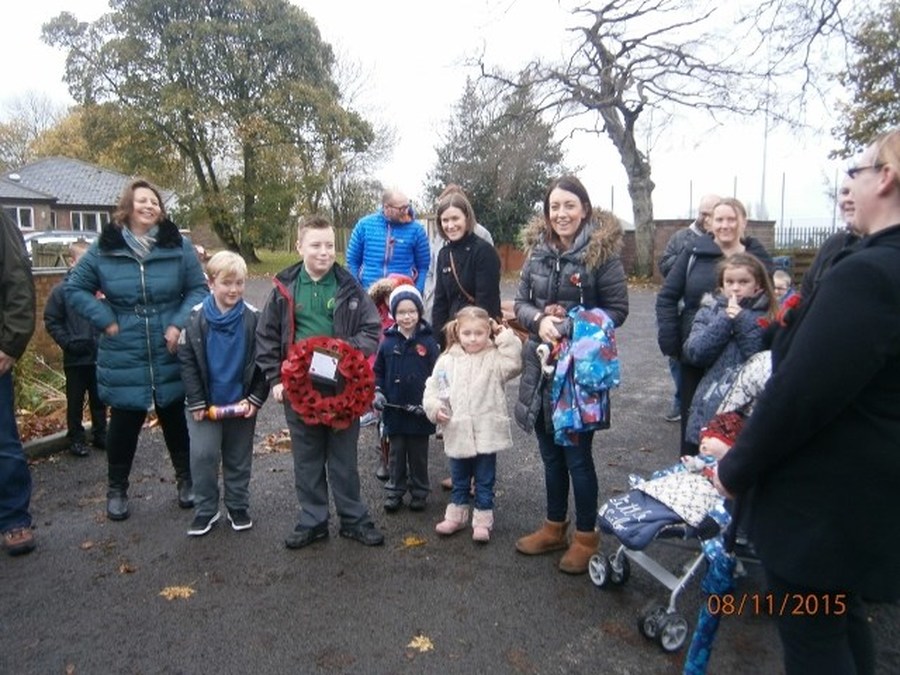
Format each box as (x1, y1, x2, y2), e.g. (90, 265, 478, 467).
(2, 0, 849, 227)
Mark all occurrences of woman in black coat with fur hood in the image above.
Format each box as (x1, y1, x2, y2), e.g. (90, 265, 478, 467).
(513, 175, 628, 575)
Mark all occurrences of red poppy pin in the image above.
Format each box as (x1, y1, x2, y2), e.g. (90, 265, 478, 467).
(416, 344, 427, 357)
(570, 273, 582, 287)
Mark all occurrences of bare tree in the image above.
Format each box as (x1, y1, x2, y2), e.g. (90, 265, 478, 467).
(484, 0, 851, 276)
(0, 93, 66, 170)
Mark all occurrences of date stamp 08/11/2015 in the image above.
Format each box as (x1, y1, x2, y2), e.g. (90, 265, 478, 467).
(707, 593, 848, 617)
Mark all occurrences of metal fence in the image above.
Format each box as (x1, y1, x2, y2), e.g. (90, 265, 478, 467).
(773, 225, 841, 250)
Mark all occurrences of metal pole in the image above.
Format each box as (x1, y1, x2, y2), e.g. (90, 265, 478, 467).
(780, 172, 786, 227)
(832, 168, 838, 229)
(689, 180, 693, 219)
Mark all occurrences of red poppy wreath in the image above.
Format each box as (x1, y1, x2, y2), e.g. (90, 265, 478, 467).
(281, 336, 374, 429)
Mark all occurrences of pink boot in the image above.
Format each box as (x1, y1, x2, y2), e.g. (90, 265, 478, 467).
(472, 509, 494, 543)
(435, 503, 469, 536)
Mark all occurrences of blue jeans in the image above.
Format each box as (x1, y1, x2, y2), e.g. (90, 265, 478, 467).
(535, 414, 597, 532)
(0, 371, 32, 532)
(449, 454, 496, 510)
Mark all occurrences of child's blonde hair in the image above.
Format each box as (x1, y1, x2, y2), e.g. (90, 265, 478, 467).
(205, 250, 247, 280)
(443, 306, 493, 349)
(716, 252, 776, 320)
(773, 269, 792, 288)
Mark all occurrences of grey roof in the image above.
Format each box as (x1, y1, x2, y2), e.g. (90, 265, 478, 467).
(0, 175, 55, 201)
(6, 157, 134, 208)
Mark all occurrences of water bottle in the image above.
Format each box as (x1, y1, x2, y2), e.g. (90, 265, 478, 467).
(207, 402, 249, 420)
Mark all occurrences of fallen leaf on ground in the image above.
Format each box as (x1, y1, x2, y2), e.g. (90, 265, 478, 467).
(118, 562, 136, 574)
(407, 634, 434, 653)
(80, 540, 94, 550)
(159, 585, 196, 601)
(257, 429, 291, 454)
(402, 535, 427, 549)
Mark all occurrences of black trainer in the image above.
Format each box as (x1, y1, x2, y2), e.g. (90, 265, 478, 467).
(384, 495, 403, 513)
(227, 509, 253, 532)
(408, 497, 427, 512)
(69, 441, 89, 457)
(284, 522, 329, 549)
(338, 522, 384, 546)
(187, 512, 220, 536)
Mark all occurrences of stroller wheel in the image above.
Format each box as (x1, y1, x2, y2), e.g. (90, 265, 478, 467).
(608, 553, 630, 585)
(588, 553, 610, 587)
(638, 605, 667, 640)
(657, 613, 689, 652)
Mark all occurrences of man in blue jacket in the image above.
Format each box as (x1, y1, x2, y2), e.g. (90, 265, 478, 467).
(345, 190, 431, 294)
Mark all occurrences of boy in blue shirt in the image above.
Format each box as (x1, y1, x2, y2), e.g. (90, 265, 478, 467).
(178, 251, 269, 536)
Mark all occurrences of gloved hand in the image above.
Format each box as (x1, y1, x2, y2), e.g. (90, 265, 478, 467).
(407, 404, 426, 416)
(372, 390, 387, 411)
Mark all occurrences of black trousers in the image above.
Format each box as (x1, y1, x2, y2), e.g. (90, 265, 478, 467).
(63, 364, 106, 443)
(678, 361, 703, 456)
(106, 400, 191, 491)
(766, 569, 874, 675)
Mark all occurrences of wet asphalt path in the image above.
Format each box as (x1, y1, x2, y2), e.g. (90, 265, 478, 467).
(2, 278, 897, 674)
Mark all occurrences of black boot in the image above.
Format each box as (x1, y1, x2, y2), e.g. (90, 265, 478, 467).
(176, 477, 194, 509)
(107, 464, 130, 521)
(106, 488, 129, 521)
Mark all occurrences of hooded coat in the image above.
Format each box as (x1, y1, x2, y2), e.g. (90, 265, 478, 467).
(682, 291, 769, 444)
(65, 219, 208, 410)
(513, 212, 629, 432)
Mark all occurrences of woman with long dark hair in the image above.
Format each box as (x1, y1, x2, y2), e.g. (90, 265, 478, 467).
(514, 175, 628, 574)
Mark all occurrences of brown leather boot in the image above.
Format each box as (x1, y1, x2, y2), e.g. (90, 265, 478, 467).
(559, 530, 600, 574)
(515, 520, 569, 555)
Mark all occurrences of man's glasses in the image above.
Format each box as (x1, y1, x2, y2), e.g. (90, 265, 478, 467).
(846, 163, 885, 179)
(387, 203, 410, 212)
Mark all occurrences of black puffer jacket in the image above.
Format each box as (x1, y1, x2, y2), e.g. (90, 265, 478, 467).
(514, 211, 629, 432)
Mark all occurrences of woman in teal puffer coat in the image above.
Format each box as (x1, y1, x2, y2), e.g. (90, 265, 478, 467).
(67, 179, 208, 521)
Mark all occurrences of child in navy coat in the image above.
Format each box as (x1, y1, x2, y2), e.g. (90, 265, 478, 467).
(682, 252, 775, 454)
(372, 285, 440, 512)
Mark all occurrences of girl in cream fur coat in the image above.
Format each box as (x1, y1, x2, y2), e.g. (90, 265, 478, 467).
(423, 307, 522, 542)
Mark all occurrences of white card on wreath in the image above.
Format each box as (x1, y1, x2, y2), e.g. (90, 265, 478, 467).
(309, 349, 339, 384)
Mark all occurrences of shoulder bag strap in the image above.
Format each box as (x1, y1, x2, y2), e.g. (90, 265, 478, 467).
(448, 251, 476, 304)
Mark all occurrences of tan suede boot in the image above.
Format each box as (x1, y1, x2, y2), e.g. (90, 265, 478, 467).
(515, 519, 569, 555)
(559, 530, 600, 574)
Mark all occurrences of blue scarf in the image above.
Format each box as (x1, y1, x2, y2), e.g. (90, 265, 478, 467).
(203, 294, 246, 405)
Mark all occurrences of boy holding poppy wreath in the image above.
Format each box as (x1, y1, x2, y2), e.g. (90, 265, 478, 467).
(256, 215, 385, 548)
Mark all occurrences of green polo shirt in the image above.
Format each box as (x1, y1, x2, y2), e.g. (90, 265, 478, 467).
(293, 266, 337, 341)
